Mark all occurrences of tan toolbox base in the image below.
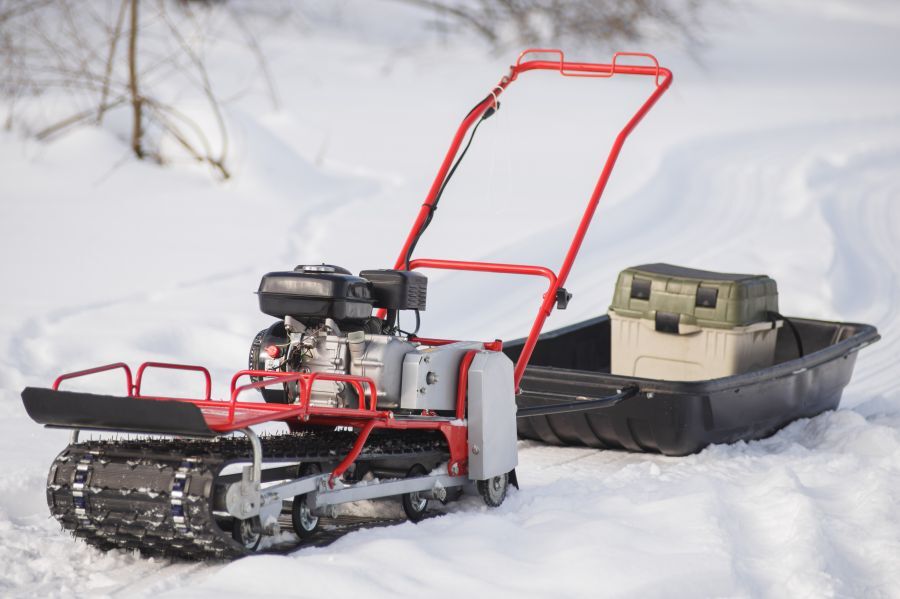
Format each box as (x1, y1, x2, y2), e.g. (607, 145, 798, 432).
(609, 311, 782, 381)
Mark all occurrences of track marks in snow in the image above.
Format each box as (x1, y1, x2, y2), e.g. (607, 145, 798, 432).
(421, 116, 894, 342)
(810, 142, 900, 403)
(514, 406, 900, 598)
(0, 518, 206, 599)
(0, 265, 252, 389)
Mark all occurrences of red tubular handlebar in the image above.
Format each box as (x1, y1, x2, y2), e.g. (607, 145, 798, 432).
(392, 98, 499, 272)
(514, 49, 668, 84)
(408, 258, 556, 285)
(329, 420, 377, 486)
(392, 49, 672, 390)
(304, 371, 379, 412)
(408, 258, 558, 386)
(230, 369, 380, 417)
(134, 362, 212, 400)
(456, 350, 478, 420)
(229, 371, 310, 425)
(53, 362, 134, 396)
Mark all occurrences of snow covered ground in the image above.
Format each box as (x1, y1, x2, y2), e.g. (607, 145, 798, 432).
(2, 0, 899, 597)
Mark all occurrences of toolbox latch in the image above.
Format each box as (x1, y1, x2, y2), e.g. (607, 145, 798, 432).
(630, 278, 651, 300)
(655, 311, 680, 334)
(696, 286, 718, 308)
(555, 288, 573, 310)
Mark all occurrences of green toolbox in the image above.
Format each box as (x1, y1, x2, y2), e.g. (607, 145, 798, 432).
(608, 263, 781, 380)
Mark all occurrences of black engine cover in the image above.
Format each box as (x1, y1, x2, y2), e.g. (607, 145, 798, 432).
(360, 269, 427, 311)
(257, 265, 374, 321)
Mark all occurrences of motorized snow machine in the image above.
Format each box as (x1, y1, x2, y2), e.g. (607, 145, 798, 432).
(20, 50, 878, 560)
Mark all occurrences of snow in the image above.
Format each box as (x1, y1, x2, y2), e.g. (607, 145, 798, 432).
(2, 0, 900, 597)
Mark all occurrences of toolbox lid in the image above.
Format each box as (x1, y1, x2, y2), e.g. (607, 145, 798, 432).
(609, 263, 778, 329)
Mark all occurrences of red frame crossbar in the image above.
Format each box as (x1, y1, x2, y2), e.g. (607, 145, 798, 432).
(53, 361, 383, 432)
(51, 359, 476, 477)
(391, 49, 672, 390)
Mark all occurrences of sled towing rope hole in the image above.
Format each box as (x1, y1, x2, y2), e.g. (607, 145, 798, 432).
(20, 48, 680, 559)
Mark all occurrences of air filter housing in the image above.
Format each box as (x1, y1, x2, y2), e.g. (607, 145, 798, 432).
(360, 269, 427, 311)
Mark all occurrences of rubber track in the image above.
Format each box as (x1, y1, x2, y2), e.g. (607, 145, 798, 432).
(47, 429, 448, 560)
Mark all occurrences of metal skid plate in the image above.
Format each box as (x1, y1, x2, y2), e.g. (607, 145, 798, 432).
(312, 473, 467, 507)
(466, 351, 518, 480)
(400, 341, 482, 411)
(248, 473, 469, 518)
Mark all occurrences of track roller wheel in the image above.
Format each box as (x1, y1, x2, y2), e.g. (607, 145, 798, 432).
(440, 486, 464, 505)
(292, 463, 322, 539)
(477, 472, 510, 507)
(401, 464, 428, 522)
(232, 516, 262, 552)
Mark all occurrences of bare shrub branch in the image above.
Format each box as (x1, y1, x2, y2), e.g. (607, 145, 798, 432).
(392, 0, 704, 50)
(97, 0, 129, 124)
(128, 0, 144, 158)
(0, 0, 278, 181)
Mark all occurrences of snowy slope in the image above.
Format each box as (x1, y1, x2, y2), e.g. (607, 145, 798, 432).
(2, 1, 899, 597)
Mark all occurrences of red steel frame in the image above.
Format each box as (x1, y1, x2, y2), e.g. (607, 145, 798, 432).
(53, 359, 473, 480)
(47, 49, 671, 481)
(392, 49, 672, 389)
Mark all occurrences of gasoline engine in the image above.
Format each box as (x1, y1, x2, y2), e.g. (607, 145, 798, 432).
(249, 264, 465, 414)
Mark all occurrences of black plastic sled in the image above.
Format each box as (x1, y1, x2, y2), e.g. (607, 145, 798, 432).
(506, 315, 879, 456)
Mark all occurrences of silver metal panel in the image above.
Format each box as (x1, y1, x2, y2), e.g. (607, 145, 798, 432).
(314, 474, 468, 507)
(348, 333, 417, 409)
(224, 429, 263, 519)
(260, 474, 324, 505)
(467, 351, 518, 480)
(244, 472, 470, 515)
(306, 333, 349, 407)
(400, 341, 483, 411)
